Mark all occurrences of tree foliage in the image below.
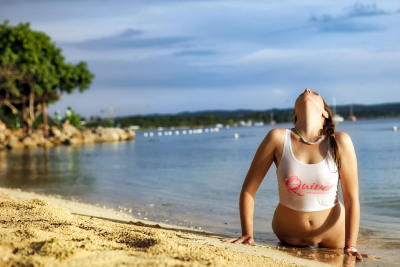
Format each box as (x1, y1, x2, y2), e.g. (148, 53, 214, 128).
(0, 20, 94, 133)
(106, 102, 400, 130)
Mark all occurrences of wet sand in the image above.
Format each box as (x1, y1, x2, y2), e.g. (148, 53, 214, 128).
(0, 187, 334, 267)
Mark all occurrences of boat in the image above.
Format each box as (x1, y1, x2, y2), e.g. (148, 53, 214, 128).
(269, 112, 276, 125)
(348, 115, 357, 121)
(348, 105, 357, 121)
(333, 114, 344, 124)
(332, 97, 344, 124)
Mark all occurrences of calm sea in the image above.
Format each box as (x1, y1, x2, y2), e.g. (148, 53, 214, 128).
(1, 118, 399, 265)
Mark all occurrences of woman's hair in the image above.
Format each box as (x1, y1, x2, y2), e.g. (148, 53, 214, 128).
(321, 98, 341, 171)
(293, 93, 341, 170)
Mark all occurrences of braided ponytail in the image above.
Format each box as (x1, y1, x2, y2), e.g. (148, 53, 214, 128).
(322, 99, 341, 171)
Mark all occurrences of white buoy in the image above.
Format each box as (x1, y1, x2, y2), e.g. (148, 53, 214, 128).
(164, 131, 168, 136)
(234, 133, 239, 139)
(214, 128, 220, 132)
(188, 130, 193, 134)
(158, 132, 162, 136)
(210, 128, 214, 133)
(175, 130, 180, 135)
(205, 128, 209, 133)
(182, 130, 187, 135)
(393, 126, 398, 132)
(149, 132, 154, 137)
(144, 132, 148, 137)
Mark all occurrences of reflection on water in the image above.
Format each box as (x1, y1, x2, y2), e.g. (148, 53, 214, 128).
(0, 146, 96, 196)
(0, 147, 51, 184)
(278, 244, 399, 267)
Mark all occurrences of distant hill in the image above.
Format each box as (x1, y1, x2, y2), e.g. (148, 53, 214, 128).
(335, 103, 400, 118)
(176, 102, 400, 119)
(106, 102, 400, 129)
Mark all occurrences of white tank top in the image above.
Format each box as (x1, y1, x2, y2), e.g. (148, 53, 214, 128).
(276, 129, 339, 212)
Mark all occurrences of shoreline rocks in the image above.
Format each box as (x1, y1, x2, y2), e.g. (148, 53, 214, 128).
(0, 120, 135, 150)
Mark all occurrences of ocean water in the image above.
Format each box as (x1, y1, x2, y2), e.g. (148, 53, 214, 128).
(1, 118, 399, 265)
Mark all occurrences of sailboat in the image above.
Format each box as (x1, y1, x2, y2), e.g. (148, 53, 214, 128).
(332, 97, 344, 124)
(269, 112, 276, 125)
(348, 105, 357, 121)
(333, 114, 344, 124)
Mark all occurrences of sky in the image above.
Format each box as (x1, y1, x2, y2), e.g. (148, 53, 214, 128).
(1, 0, 400, 118)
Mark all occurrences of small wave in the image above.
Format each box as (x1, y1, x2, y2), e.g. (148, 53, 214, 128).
(161, 203, 174, 207)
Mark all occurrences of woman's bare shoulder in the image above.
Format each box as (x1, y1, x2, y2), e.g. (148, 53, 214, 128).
(334, 131, 353, 144)
(334, 131, 355, 154)
(268, 128, 287, 136)
(265, 128, 287, 144)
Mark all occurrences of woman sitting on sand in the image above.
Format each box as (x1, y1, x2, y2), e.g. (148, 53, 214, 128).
(223, 88, 369, 260)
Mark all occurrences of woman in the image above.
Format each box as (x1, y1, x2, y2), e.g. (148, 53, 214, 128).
(223, 88, 369, 260)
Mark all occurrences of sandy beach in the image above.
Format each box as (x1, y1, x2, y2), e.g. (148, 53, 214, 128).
(0, 187, 339, 267)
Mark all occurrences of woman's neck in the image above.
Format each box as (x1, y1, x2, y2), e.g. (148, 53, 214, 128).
(294, 109, 323, 139)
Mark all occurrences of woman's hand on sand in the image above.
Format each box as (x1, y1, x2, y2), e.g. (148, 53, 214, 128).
(344, 249, 372, 264)
(221, 235, 254, 245)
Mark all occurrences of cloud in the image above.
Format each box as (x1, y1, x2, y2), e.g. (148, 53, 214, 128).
(3, 0, 398, 116)
(272, 89, 287, 95)
(346, 3, 388, 18)
(309, 3, 392, 33)
(310, 3, 390, 22)
(65, 28, 193, 50)
(318, 22, 384, 33)
(173, 50, 216, 57)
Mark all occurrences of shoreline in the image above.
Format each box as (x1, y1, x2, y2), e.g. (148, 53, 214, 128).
(0, 187, 335, 266)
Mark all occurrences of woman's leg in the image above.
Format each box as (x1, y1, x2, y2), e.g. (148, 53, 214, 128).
(319, 203, 345, 248)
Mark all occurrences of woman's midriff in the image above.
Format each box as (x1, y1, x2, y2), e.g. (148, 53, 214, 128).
(272, 202, 345, 248)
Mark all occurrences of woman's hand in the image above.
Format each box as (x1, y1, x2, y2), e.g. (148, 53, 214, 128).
(344, 249, 371, 260)
(221, 235, 254, 245)
(343, 248, 372, 266)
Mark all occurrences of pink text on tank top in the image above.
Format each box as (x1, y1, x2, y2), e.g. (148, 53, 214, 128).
(285, 176, 335, 197)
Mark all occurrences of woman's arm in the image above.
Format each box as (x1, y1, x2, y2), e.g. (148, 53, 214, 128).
(223, 129, 282, 244)
(337, 132, 359, 247)
(337, 132, 365, 259)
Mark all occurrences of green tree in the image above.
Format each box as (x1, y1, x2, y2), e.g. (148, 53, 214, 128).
(0, 20, 94, 135)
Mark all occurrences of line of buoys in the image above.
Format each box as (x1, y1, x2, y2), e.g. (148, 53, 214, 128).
(143, 127, 222, 137)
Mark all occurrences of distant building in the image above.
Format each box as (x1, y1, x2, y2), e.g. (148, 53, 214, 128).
(129, 125, 140, 130)
(239, 120, 252, 127)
